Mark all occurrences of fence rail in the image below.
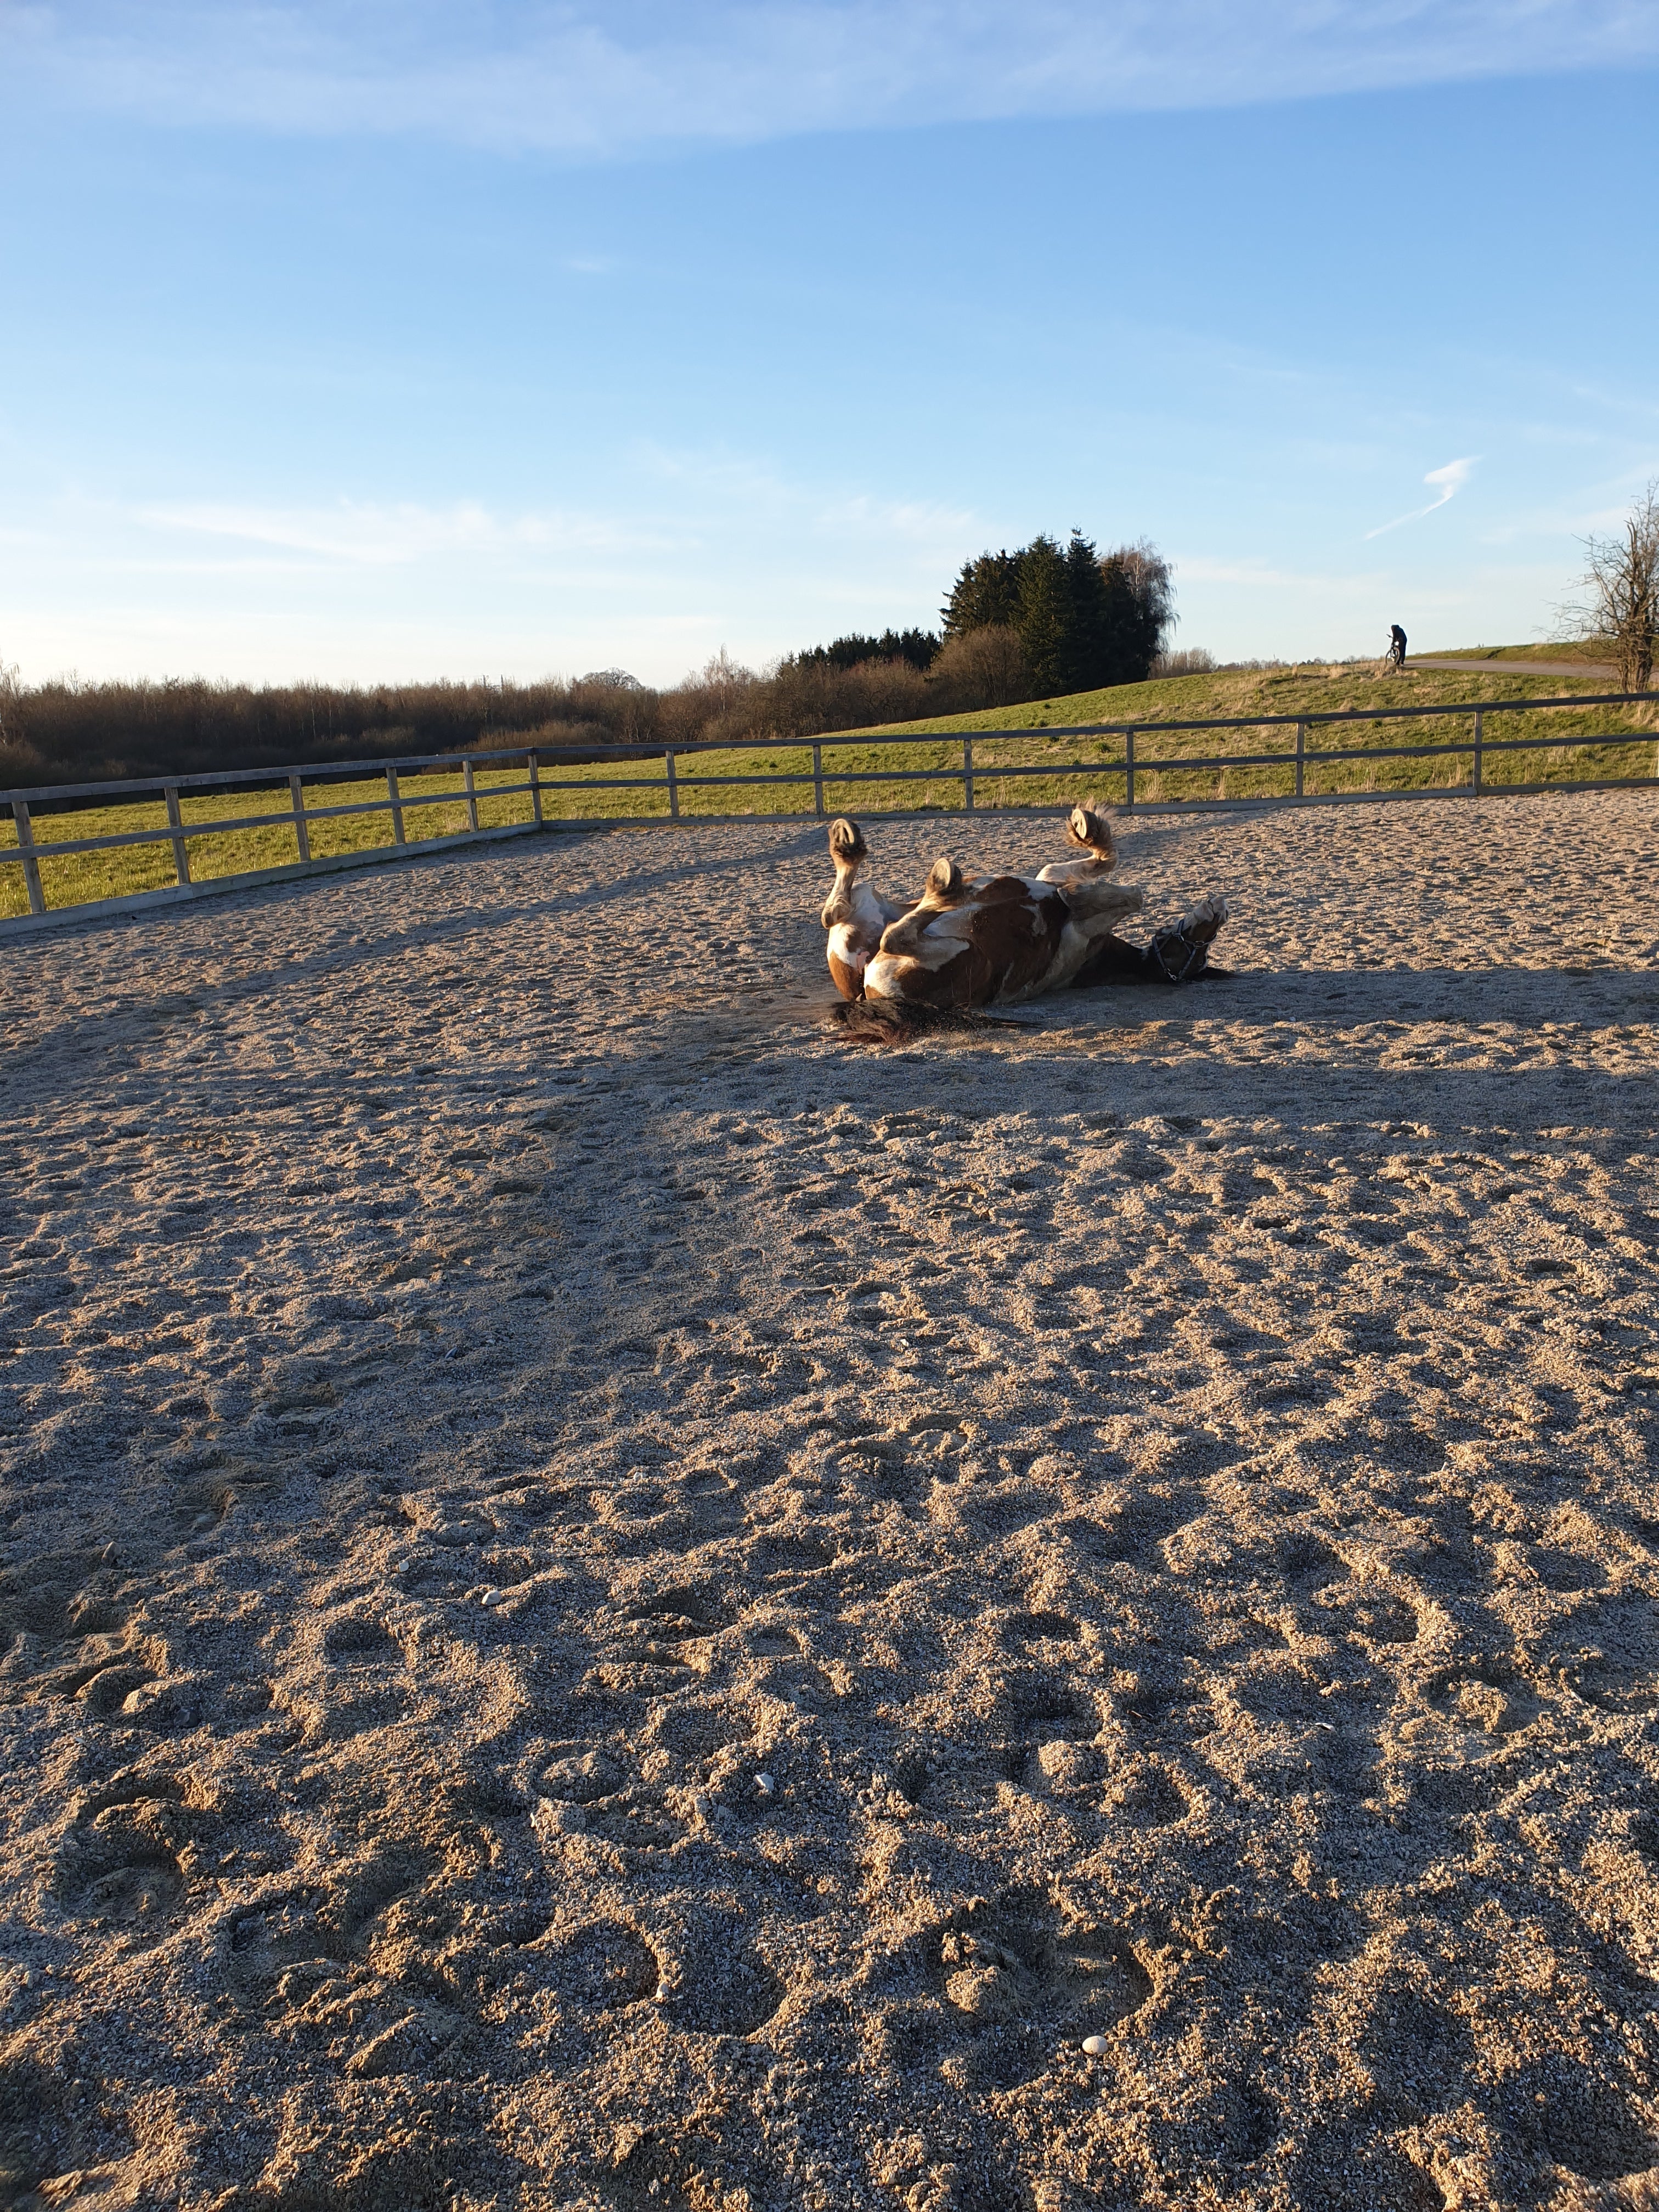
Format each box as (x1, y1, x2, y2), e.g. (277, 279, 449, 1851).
(3, 690, 1654, 936)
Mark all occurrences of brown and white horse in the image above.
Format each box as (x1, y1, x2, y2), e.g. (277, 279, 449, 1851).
(820, 805, 1227, 1011)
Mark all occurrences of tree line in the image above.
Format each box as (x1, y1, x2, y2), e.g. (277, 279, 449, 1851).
(0, 528, 1178, 788)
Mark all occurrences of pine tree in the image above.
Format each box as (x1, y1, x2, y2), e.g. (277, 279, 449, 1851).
(941, 550, 1024, 639)
(1061, 530, 1112, 691)
(1015, 535, 1070, 694)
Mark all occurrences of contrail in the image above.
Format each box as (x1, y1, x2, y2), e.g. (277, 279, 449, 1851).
(1364, 456, 1479, 540)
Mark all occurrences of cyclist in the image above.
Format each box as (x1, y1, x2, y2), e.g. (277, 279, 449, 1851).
(1386, 623, 1408, 672)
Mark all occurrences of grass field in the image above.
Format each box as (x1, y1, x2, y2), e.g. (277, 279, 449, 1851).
(3, 657, 1654, 919)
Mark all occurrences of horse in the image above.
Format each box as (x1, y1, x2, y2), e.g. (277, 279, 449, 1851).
(820, 805, 1228, 1012)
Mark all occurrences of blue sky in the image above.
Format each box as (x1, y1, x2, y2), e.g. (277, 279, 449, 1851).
(3, 2, 1657, 686)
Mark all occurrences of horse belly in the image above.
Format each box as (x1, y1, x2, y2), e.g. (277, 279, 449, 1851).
(864, 944, 984, 1007)
(976, 892, 1069, 1002)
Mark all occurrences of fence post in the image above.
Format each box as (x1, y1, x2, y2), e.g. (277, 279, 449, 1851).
(12, 799, 46, 917)
(289, 775, 311, 864)
(387, 766, 406, 845)
(1125, 727, 1136, 810)
(665, 749, 680, 821)
(462, 757, 479, 832)
(811, 741, 825, 820)
(1295, 720, 1305, 800)
(528, 750, 543, 828)
(1472, 709, 1483, 793)
(163, 785, 191, 887)
(963, 735, 974, 812)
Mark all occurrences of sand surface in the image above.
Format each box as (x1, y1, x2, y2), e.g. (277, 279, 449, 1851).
(4, 792, 1659, 2212)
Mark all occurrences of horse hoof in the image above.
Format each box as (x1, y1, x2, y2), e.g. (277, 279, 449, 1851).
(1066, 802, 1116, 862)
(828, 817, 866, 864)
(1182, 894, 1228, 939)
(927, 855, 965, 898)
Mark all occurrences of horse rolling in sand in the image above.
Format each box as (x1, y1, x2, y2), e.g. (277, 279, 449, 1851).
(821, 803, 1229, 1017)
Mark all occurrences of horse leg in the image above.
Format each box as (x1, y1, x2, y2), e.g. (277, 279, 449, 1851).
(822, 817, 901, 1000)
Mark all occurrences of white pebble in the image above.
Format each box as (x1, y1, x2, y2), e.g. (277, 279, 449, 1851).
(755, 1771, 775, 1796)
(480, 1587, 505, 1607)
(1081, 2034, 1108, 2056)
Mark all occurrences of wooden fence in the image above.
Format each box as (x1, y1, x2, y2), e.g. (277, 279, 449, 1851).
(3, 689, 1654, 936)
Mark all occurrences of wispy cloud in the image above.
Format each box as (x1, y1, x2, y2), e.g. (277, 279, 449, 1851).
(812, 494, 979, 545)
(1363, 456, 1479, 540)
(138, 497, 667, 566)
(7, 3, 1658, 158)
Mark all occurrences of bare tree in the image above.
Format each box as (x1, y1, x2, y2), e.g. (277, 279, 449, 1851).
(1564, 481, 1658, 692)
(0, 657, 20, 770)
(930, 624, 1030, 709)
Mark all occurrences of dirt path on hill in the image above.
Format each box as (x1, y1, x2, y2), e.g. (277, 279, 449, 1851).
(1407, 657, 1622, 682)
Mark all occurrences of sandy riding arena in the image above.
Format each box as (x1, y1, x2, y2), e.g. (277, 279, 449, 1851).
(6, 791, 1659, 2212)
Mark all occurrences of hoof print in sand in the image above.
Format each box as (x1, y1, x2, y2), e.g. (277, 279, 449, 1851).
(64, 1657, 157, 1718)
(223, 1893, 348, 1993)
(1572, 1660, 1659, 1715)
(997, 1672, 1097, 1737)
(294, 1609, 409, 1739)
(1001, 1609, 1082, 1651)
(683, 1467, 743, 1536)
(1311, 1579, 1420, 1646)
(0, 2052, 135, 2206)
(55, 1770, 217, 1932)
(930, 1894, 1151, 2085)
(621, 1586, 731, 1669)
(1501, 2058, 1658, 2183)
(168, 1477, 240, 1542)
(1102, 1757, 1187, 1827)
(24, 1588, 157, 1716)
(743, 1624, 802, 1660)
(0, 1558, 134, 1705)
(661, 1909, 785, 2039)
(553, 1918, 662, 2012)
(601, 2124, 756, 2212)
(1426, 1664, 1542, 1744)
(244, 2141, 460, 2212)
(1360, 1987, 1477, 2123)
(1561, 1601, 1659, 1713)
(221, 1848, 436, 1994)
(539, 1748, 626, 1804)
(321, 1613, 401, 1664)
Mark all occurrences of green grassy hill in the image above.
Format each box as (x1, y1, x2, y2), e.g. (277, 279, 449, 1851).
(852, 652, 1624, 737)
